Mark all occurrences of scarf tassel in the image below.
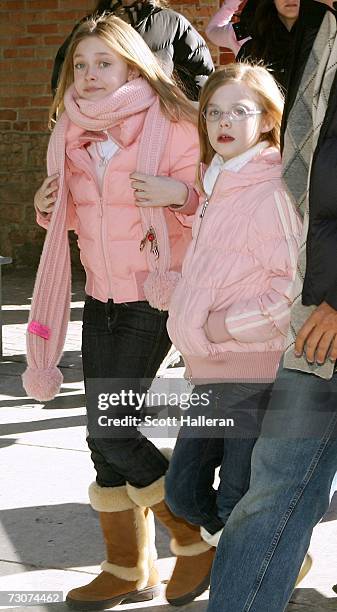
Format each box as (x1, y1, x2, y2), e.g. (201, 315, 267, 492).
(144, 270, 181, 311)
(22, 366, 63, 402)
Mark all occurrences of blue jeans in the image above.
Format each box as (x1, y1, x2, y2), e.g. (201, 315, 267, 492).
(207, 364, 337, 612)
(82, 296, 171, 488)
(165, 382, 272, 534)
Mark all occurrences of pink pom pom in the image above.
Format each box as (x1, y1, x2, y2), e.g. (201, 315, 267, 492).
(22, 367, 63, 402)
(144, 271, 181, 311)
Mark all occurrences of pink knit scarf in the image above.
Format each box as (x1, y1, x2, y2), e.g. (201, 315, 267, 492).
(22, 78, 179, 401)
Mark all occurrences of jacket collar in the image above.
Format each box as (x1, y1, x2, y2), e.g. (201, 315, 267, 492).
(203, 141, 269, 197)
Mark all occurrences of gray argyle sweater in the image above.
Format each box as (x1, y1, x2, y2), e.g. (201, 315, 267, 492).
(282, 10, 337, 379)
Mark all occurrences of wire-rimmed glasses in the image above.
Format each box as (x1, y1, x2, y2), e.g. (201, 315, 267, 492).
(203, 104, 263, 123)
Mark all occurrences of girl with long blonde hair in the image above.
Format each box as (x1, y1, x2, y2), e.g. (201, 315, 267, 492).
(23, 14, 214, 610)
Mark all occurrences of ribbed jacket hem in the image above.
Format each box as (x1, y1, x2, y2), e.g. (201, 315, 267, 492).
(185, 351, 282, 383)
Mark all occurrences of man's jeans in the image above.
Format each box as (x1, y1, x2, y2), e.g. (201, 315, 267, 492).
(82, 296, 171, 488)
(165, 382, 272, 535)
(207, 364, 337, 612)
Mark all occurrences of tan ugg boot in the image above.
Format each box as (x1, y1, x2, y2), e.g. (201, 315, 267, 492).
(66, 483, 161, 610)
(127, 476, 214, 606)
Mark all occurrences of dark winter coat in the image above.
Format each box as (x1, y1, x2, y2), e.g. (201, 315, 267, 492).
(282, 0, 337, 309)
(237, 16, 298, 92)
(51, 1, 214, 101)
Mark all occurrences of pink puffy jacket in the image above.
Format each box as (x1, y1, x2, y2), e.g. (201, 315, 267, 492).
(37, 114, 199, 303)
(167, 147, 302, 382)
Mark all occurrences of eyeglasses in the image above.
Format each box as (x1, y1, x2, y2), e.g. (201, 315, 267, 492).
(203, 104, 263, 123)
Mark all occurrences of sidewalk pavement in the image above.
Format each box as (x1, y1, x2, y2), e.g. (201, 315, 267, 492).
(1, 270, 337, 612)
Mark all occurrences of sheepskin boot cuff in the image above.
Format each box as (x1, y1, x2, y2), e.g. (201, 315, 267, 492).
(89, 482, 136, 512)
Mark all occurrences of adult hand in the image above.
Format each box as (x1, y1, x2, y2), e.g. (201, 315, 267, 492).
(34, 173, 59, 214)
(130, 173, 188, 208)
(295, 301, 337, 364)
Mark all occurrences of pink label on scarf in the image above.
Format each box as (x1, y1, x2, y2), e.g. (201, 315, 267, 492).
(28, 320, 51, 340)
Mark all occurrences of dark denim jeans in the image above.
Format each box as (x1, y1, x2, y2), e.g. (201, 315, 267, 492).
(207, 364, 337, 612)
(82, 296, 171, 488)
(165, 382, 272, 534)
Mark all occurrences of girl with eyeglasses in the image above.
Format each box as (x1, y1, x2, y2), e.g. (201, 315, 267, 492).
(165, 63, 302, 551)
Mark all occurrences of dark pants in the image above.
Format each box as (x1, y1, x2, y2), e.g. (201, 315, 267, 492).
(82, 296, 171, 488)
(165, 382, 272, 534)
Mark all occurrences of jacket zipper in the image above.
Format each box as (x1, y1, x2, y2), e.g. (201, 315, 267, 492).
(69, 143, 114, 298)
(182, 354, 194, 390)
(199, 198, 209, 218)
(192, 197, 209, 254)
(99, 197, 112, 298)
(99, 143, 124, 299)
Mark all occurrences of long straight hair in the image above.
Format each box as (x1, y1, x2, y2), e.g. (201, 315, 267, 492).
(197, 63, 284, 189)
(248, 0, 297, 61)
(49, 13, 197, 126)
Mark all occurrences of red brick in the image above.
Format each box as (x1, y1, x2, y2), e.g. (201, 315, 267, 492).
(0, 59, 48, 73)
(12, 121, 29, 132)
(29, 120, 49, 132)
(28, 0, 58, 8)
(45, 10, 87, 22)
(44, 35, 67, 45)
(0, 97, 30, 107)
(3, 70, 51, 83)
(27, 23, 58, 34)
(4, 12, 44, 24)
(11, 37, 37, 46)
(59, 0, 93, 7)
(57, 22, 78, 36)
(18, 107, 48, 120)
(3, 49, 17, 58)
(7, 84, 45, 95)
(0, 110, 17, 120)
(0, 1, 22, 8)
(0, 23, 23, 35)
(0, 121, 11, 130)
(30, 95, 52, 107)
(17, 47, 36, 57)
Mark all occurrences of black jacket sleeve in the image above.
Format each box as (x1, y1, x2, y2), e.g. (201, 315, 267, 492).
(172, 14, 214, 100)
(143, 10, 213, 101)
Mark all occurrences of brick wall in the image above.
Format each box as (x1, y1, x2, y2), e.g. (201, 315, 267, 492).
(0, 0, 238, 268)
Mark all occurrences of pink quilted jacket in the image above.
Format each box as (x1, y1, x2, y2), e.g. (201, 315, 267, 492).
(167, 147, 302, 382)
(37, 114, 199, 303)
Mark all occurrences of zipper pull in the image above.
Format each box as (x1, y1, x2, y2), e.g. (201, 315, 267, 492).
(99, 197, 103, 217)
(140, 234, 148, 251)
(200, 198, 209, 218)
(139, 227, 159, 259)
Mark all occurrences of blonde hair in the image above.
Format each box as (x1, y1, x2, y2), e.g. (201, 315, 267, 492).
(50, 13, 197, 127)
(197, 63, 284, 189)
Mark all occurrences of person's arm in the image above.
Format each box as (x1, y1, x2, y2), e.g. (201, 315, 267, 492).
(205, 190, 302, 344)
(34, 174, 77, 231)
(131, 120, 199, 217)
(295, 302, 337, 363)
(206, 0, 250, 54)
(34, 174, 58, 228)
(172, 13, 214, 100)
